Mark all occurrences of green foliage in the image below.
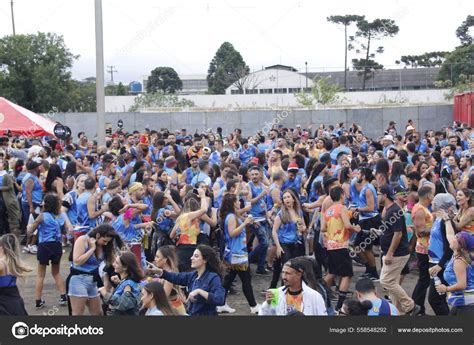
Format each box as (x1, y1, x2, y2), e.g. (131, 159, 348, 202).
(207, 42, 249, 94)
(349, 18, 399, 90)
(437, 44, 474, 84)
(128, 92, 194, 112)
(116, 82, 127, 96)
(397, 51, 449, 68)
(67, 78, 97, 112)
(0, 32, 78, 112)
(438, 74, 474, 100)
(146, 67, 182, 94)
(456, 15, 474, 47)
(295, 77, 342, 106)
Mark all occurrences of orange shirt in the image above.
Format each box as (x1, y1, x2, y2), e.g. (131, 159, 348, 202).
(412, 203, 433, 254)
(323, 203, 350, 250)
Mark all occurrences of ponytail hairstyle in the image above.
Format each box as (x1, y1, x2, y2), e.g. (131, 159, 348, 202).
(0, 234, 31, 277)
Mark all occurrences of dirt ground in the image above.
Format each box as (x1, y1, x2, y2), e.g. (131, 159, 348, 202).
(17, 247, 433, 316)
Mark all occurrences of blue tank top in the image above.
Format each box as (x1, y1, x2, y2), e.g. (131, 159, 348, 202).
(0, 275, 17, 287)
(266, 183, 281, 211)
(223, 213, 248, 265)
(185, 167, 199, 185)
(21, 173, 43, 204)
(76, 191, 96, 227)
(248, 181, 266, 217)
(283, 175, 302, 194)
(358, 183, 378, 219)
(113, 279, 142, 299)
(155, 206, 175, 234)
(142, 195, 152, 216)
(276, 210, 301, 244)
(38, 212, 65, 243)
(65, 190, 79, 225)
(112, 215, 143, 242)
(428, 219, 445, 264)
(309, 176, 324, 203)
(349, 177, 360, 208)
(98, 175, 108, 190)
(71, 235, 105, 273)
(444, 256, 474, 307)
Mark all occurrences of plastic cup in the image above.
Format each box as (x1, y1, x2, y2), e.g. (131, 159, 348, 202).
(268, 288, 279, 307)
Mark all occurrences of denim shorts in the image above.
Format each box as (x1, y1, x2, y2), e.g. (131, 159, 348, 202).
(68, 274, 99, 298)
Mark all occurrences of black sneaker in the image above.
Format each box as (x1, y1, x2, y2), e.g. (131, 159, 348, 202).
(407, 304, 422, 316)
(256, 268, 271, 275)
(59, 294, 67, 306)
(35, 299, 45, 309)
(265, 264, 274, 272)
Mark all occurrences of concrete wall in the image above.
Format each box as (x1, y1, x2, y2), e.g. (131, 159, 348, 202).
(105, 89, 451, 112)
(51, 104, 453, 141)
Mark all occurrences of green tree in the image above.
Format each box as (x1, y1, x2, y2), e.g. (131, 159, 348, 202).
(68, 78, 97, 112)
(396, 51, 449, 68)
(437, 44, 474, 84)
(116, 82, 127, 96)
(207, 42, 249, 94)
(146, 67, 182, 94)
(128, 92, 194, 112)
(456, 15, 474, 47)
(349, 18, 399, 90)
(295, 76, 341, 106)
(0, 32, 78, 112)
(327, 15, 365, 90)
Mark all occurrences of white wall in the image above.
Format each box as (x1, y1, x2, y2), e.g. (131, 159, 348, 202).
(105, 89, 452, 112)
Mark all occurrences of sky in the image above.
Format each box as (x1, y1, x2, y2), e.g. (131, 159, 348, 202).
(0, 0, 472, 84)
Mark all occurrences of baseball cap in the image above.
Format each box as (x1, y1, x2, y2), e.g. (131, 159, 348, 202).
(26, 157, 42, 170)
(379, 184, 395, 201)
(383, 135, 394, 142)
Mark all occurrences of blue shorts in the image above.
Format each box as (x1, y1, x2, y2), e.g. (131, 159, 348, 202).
(68, 274, 99, 298)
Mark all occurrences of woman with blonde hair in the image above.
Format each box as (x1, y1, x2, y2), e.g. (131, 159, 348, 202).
(0, 234, 31, 315)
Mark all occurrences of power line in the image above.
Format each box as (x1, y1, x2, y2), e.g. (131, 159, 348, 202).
(107, 65, 118, 95)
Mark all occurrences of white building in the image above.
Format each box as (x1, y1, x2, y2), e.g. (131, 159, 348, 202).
(225, 64, 313, 95)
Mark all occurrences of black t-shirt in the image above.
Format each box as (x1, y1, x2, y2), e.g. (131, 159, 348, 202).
(380, 203, 409, 257)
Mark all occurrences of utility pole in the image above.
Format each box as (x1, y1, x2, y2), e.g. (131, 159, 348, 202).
(11, 0, 16, 35)
(305, 61, 308, 91)
(95, 0, 105, 145)
(107, 65, 118, 95)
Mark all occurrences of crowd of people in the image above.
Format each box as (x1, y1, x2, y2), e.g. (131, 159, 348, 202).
(0, 118, 473, 316)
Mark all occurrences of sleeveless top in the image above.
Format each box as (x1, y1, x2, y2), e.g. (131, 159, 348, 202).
(248, 181, 266, 217)
(358, 183, 378, 219)
(428, 218, 444, 264)
(185, 167, 199, 185)
(276, 210, 303, 245)
(444, 255, 474, 307)
(38, 212, 65, 243)
(71, 235, 105, 273)
(458, 208, 474, 234)
(155, 206, 175, 234)
(411, 203, 433, 255)
(175, 214, 200, 246)
(266, 183, 281, 211)
(0, 263, 16, 287)
(76, 191, 96, 227)
(223, 213, 248, 268)
(349, 177, 360, 208)
(323, 203, 350, 250)
(21, 173, 43, 204)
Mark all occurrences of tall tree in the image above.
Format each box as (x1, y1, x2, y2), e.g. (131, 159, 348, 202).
(116, 82, 127, 96)
(327, 15, 365, 90)
(437, 44, 474, 84)
(146, 67, 182, 94)
(0, 32, 78, 112)
(207, 42, 249, 94)
(456, 15, 474, 47)
(349, 18, 399, 90)
(396, 51, 449, 68)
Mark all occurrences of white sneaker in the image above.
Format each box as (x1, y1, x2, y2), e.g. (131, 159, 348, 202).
(22, 246, 30, 254)
(29, 245, 38, 254)
(216, 304, 236, 314)
(250, 303, 261, 314)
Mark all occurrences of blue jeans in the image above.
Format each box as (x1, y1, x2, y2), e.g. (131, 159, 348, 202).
(248, 222, 269, 271)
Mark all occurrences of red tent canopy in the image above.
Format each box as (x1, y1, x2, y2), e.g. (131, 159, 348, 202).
(0, 97, 57, 137)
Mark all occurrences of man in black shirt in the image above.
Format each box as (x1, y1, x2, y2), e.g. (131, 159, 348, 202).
(378, 185, 421, 315)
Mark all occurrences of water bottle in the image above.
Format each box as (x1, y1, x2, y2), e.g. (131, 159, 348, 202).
(433, 276, 445, 295)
